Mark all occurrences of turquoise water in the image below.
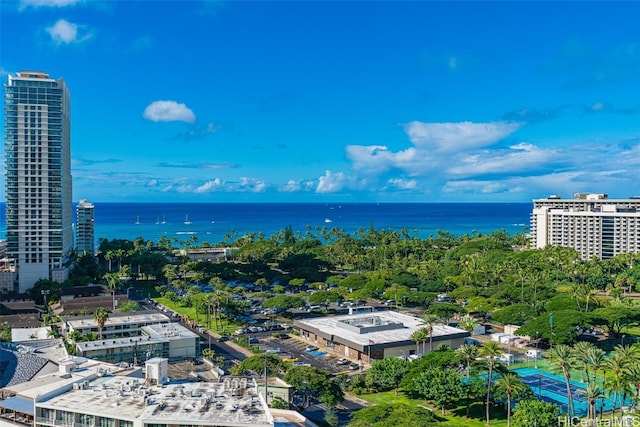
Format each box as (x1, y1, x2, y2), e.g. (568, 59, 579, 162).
(513, 368, 632, 416)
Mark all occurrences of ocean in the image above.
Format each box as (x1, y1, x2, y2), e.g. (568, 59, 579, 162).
(0, 202, 532, 245)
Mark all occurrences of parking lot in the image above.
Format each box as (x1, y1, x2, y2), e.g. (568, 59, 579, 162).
(248, 332, 361, 375)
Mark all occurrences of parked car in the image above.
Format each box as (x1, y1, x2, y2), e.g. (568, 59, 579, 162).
(349, 363, 360, 370)
(305, 345, 318, 352)
(217, 336, 230, 342)
(282, 357, 299, 363)
(336, 358, 349, 365)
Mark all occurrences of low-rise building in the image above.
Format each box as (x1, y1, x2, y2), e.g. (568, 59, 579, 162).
(63, 311, 170, 340)
(75, 323, 199, 364)
(293, 310, 469, 364)
(0, 358, 274, 427)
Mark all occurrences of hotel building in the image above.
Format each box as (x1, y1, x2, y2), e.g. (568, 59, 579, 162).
(4, 71, 73, 293)
(75, 200, 95, 257)
(531, 193, 640, 260)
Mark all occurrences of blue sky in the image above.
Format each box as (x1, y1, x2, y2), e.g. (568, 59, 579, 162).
(1, 0, 639, 203)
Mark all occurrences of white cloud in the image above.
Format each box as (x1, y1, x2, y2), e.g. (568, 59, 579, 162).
(403, 121, 522, 153)
(281, 180, 301, 192)
(46, 19, 92, 45)
(195, 179, 223, 193)
(387, 178, 417, 190)
(20, 0, 80, 10)
(143, 100, 196, 123)
(316, 170, 347, 193)
(239, 177, 267, 193)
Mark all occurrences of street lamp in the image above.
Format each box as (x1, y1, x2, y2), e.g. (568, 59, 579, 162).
(534, 331, 539, 369)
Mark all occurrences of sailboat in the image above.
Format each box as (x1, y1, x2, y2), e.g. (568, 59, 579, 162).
(161, 215, 166, 224)
(135, 215, 141, 225)
(155, 217, 161, 225)
(184, 214, 192, 225)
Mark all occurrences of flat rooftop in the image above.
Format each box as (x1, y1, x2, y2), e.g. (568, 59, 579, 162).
(142, 322, 199, 339)
(76, 335, 166, 352)
(65, 311, 170, 329)
(39, 375, 272, 426)
(294, 311, 468, 346)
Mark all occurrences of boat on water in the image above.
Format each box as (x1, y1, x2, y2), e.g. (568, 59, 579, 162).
(324, 218, 332, 223)
(135, 215, 141, 225)
(156, 215, 166, 225)
(184, 214, 192, 225)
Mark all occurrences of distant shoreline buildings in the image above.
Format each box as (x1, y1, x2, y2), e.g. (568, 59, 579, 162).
(531, 192, 640, 260)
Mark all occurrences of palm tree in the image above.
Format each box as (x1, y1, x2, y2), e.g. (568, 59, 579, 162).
(585, 346, 606, 386)
(457, 343, 479, 382)
(480, 340, 503, 426)
(423, 313, 439, 353)
(410, 329, 427, 357)
(459, 315, 478, 336)
(578, 383, 603, 426)
(93, 307, 109, 340)
(545, 344, 577, 418)
(603, 353, 634, 420)
(573, 341, 596, 385)
(495, 373, 526, 427)
(105, 250, 114, 272)
(457, 343, 480, 418)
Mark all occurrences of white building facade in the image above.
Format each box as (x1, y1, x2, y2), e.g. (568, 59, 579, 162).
(75, 200, 94, 256)
(4, 71, 73, 293)
(531, 193, 640, 260)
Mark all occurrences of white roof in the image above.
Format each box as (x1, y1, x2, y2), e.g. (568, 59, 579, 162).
(295, 310, 467, 346)
(38, 375, 272, 426)
(66, 312, 170, 329)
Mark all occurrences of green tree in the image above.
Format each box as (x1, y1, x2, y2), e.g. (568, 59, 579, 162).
(480, 340, 503, 426)
(262, 295, 306, 312)
(495, 373, 527, 427)
(230, 354, 286, 377)
(422, 313, 439, 352)
(93, 307, 109, 340)
(577, 383, 603, 426)
(118, 301, 141, 313)
(511, 399, 559, 427)
(366, 356, 409, 396)
(426, 302, 464, 325)
(414, 367, 465, 415)
(545, 344, 577, 418)
(283, 365, 343, 409)
(347, 404, 437, 427)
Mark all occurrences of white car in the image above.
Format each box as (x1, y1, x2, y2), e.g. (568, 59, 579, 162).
(336, 358, 349, 365)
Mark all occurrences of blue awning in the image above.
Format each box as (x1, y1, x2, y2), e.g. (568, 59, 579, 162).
(0, 396, 34, 415)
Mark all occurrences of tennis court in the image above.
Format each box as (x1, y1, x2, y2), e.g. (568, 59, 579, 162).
(514, 368, 631, 417)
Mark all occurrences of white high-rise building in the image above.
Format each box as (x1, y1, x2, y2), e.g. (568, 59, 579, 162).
(531, 193, 640, 260)
(4, 71, 73, 293)
(76, 199, 95, 256)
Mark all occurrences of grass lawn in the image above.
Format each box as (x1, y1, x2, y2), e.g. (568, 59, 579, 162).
(154, 297, 241, 334)
(357, 390, 508, 427)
